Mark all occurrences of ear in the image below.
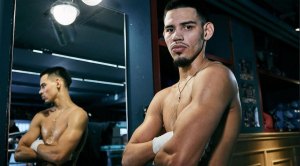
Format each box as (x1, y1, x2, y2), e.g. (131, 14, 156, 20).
(56, 78, 62, 89)
(203, 22, 214, 41)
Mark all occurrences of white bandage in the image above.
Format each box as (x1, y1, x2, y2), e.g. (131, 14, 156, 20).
(30, 139, 44, 152)
(152, 131, 173, 154)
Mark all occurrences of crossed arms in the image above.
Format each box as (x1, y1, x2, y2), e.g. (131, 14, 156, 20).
(15, 109, 88, 165)
(122, 65, 241, 166)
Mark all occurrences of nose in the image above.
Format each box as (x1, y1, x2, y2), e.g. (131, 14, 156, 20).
(171, 30, 183, 41)
(39, 89, 43, 95)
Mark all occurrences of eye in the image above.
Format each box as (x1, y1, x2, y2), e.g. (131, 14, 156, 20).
(40, 84, 46, 89)
(164, 27, 174, 33)
(184, 25, 193, 30)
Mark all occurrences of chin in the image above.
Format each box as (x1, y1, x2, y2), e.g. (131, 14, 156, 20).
(174, 57, 192, 67)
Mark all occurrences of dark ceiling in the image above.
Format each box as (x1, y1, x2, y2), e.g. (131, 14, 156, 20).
(12, 0, 126, 121)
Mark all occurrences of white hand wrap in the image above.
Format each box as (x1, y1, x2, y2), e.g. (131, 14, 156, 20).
(152, 131, 173, 154)
(30, 139, 44, 152)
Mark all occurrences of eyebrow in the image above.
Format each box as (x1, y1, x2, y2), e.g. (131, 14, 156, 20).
(181, 21, 197, 25)
(164, 21, 197, 29)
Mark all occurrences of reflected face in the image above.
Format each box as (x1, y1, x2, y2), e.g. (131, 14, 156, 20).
(163, 7, 205, 67)
(39, 74, 58, 104)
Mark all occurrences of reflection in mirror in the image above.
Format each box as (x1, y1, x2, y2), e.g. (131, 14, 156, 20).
(10, 0, 126, 165)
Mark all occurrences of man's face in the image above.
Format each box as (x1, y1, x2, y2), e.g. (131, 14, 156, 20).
(39, 74, 58, 104)
(163, 7, 205, 67)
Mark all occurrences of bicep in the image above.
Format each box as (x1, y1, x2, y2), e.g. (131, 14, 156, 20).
(129, 91, 166, 144)
(18, 114, 42, 147)
(163, 67, 237, 162)
(129, 114, 163, 144)
(57, 111, 88, 154)
(170, 104, 224, 163)
(15, 114, 42, 161)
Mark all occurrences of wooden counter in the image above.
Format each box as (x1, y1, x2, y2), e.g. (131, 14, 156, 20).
(230, 132, 300, 166)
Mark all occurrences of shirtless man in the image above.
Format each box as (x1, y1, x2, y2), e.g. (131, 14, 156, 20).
(15, 66, 88, 165)
(122, 0, 241, 165)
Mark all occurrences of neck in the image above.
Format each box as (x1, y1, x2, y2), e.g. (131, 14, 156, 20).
(178, 56, 209, 81)
(53, 92, 74, 110)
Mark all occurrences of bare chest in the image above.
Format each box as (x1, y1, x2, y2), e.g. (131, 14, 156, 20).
(41, 113, 69, 145)
(162, 85, 193, 131)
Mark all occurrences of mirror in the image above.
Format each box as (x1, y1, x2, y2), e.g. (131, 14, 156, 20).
(10, 0, 126, 164)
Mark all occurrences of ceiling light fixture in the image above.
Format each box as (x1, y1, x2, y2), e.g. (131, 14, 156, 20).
(84, 79, 124, 86)
(81, 0, 102, 6)
(50, 0, 80, 26)
(12, 69, 40, 76)
(32, 49, 43, 54)
(51, 52, 126, 68)
(31, 49, 126, 69)
(296, 28, 300, 32)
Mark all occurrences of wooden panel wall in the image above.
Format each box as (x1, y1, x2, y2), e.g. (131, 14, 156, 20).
(230, 132, 300, 166)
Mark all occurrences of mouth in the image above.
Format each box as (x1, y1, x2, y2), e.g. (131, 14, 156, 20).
(171, 46, 186, 53)
(171, 43, 188, 54)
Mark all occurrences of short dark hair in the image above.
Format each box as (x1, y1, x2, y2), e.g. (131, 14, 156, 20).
(164, 0, 208, 25)
(40, 66, 72, 88)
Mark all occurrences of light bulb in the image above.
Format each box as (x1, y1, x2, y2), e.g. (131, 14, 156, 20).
(82, 0, 102, 6)
(50, 1, 80, 26)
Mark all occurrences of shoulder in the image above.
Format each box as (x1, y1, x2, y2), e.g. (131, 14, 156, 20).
(154, 86, 172, 99)
(146, 86, 173, 115)
(71, 106, 88, 120)
(204, 62, 234, 77)
(67, 106, 88, 128)
(196, 62, 238, 89)
(74, 106, 87, 114)
(33, 108, 52, 121)
(152, 85, 175, 104)
(27, 108, 53, 128)
(192, 62, 239, 102)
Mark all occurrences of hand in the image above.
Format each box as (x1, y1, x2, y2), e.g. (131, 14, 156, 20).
(30, 139, 44, 152)
(152, 131, 173, 154)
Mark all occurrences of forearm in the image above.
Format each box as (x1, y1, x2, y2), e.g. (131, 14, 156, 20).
(36, 144, 70, 165)
(154, 142, 200, 166)
(122, 141, 155, 166)
(154, 150, 198, 166)
(14, 145, 38, 162)
(16, 139, 64, 164)
(154, 150, 172, 166)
